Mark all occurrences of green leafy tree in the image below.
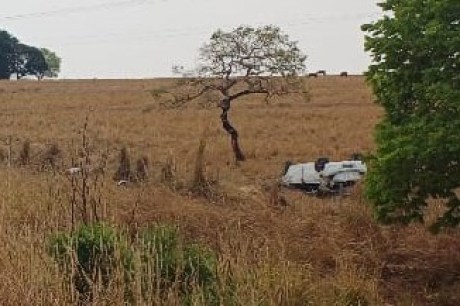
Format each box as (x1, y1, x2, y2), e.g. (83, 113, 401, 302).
(0, 29, 57, 80)
(171, 25, 308, 161)
(25, 46, 49, 79)
(0, 30, 18, 79)
(12, 44, 49, 80)
(362, 0, 460, 230)
(41, 48, 61, 78)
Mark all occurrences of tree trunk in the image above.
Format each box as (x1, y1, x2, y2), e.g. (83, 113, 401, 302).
(220, 97, 245, 161)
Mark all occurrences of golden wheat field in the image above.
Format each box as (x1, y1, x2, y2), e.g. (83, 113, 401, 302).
(0, 76, 459, 305)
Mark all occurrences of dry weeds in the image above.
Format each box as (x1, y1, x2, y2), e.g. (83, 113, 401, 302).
(0, 76, 459, 305)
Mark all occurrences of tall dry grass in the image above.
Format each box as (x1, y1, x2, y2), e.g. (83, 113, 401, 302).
(0, 76, 459, 305)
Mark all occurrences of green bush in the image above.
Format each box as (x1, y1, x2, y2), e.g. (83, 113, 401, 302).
(48, 223, 121, 302)
(140, 225, 219, 304)
(48, 223, 220, 304)
(140, 225, 181, 292)
(183, 244, 217, 287)
(182, 244, 219, 305)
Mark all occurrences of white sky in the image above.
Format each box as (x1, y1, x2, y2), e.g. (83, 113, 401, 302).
(0, 0, 382, 79)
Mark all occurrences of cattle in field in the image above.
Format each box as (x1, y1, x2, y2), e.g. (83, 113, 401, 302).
(317, 70, 326, 76)
(308, 72, 318, 78)
(340, 71, 348, 77)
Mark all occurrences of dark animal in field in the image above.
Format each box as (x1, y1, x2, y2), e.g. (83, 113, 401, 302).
(317, 70, 326, 76)
(340, 71, 348, 77)
(308, 72, 318, 78)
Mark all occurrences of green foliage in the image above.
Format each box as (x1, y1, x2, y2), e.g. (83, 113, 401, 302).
(0, 29, 57, 80)
(41, 48, 61, 78)
(362, 0, 460, 229)
(48, 223, 121, 302)
(0, 30, 18, 79)
(140, 225, 219, 304)
(15, 44, 49, 79)
(182, 244, 219, 303)
(200, 25, 307, 77)
(140, 225, 181, 288)
(172, 25, 309, 161)
(48, 223, 219, 304)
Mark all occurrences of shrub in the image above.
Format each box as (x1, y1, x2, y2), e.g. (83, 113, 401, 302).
(140, 225, 181, 289)
(48, 223, 219, 304)
(139, 225, 219, 304)
(48, 223, 121, 303)
(183, 244, 217, 288)
(362, 0, 460, 229)
(181, 244, 219, 305)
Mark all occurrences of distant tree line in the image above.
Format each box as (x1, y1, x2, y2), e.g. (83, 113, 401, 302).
(0, 29, 61, 80)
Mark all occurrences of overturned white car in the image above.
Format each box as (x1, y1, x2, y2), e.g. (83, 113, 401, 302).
(281, 156, 367, 194)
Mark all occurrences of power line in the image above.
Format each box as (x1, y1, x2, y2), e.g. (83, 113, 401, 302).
(0, 0, 154, 21)
(37, 11, 381, 46)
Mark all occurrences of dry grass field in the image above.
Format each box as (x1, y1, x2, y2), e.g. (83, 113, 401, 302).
(0, 76, 459, 305)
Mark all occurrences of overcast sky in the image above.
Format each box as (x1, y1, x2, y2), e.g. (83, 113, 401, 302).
(1, 0, 382, 79)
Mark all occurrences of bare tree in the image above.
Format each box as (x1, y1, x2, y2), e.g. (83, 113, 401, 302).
(169, 25, 308, 161)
